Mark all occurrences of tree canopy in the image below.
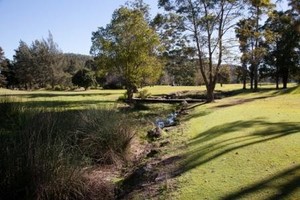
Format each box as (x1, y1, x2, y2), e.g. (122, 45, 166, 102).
(91, 5, 163, 101)
(158, 0, 243, 102)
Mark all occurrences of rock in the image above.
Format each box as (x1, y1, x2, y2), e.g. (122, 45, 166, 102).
(160, 140, 170, 147)
(147, 149, 160, 158)
(147, 127, 162, 139)
(181, 100, 189, 109)
(155, 119, 165, 128)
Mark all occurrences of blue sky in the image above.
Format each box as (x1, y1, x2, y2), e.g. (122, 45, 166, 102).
(0, 0, 159, 60)
(0, 0, 288, 60)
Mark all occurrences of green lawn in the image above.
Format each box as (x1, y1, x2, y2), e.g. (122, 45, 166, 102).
(167, 85, 300, 200)
(0, 88, 125, 109)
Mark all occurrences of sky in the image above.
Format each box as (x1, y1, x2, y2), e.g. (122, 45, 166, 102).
(0, 0, 289, 61)
(0, 0, 159, 60)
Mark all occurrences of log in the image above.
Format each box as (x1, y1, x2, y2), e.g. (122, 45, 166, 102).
(132, 98, 206, 104)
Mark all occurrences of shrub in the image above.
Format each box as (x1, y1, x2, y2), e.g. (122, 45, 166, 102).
(0, 104, 87, 199)
(0, 99, 135, 199)
(137, 89, 151, 99)
(118, 92, 128, 102)
(72, 68, 96, 90)
(74, 108, 135, 165)
(54, 84, 63, 91)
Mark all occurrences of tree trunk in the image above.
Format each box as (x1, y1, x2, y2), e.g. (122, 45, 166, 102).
(254, 66, 258, 90)
(126, 84, 135, 104)
(275, 67, 279, 89)
(282, 68, 289, 89)
(250, 64, 254, 89)
(253, 5, 259, 91)
(242, 63, 247, 89)
(206, 84, 215, 103)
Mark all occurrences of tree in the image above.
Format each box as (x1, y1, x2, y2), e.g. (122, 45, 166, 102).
(158, 0, 242, 102)
(91, 4, 163, 102)
(14, 41, 35, 89)
(236, 18, 256, 89)
(0, 47, 7, 87)
(245, 0, 273, 90)
(218, 64, 231, 87)
(14, 33, 67, 89)
(72, 68, 96, 90)
(263, 10, 300, 88)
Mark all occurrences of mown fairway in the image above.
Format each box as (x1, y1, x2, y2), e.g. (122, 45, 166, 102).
(167, 85, 300, 199)
(1, 84, 299, 199)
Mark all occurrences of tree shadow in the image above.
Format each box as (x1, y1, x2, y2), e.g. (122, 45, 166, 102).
(0, 99, 117, 110)
(176, 119, 300, 174)
(0, 92, 120, 99)
(222, 164, 300, 200)
(214, 96, 271, 108)
(223, 85, 299, 97)
(152, 119, 299, 180)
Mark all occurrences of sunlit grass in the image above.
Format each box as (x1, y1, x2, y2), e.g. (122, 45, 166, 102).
(169, 85, 300, 199)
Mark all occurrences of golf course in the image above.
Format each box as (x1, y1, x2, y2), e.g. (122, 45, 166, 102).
(1, 84, 299, 199)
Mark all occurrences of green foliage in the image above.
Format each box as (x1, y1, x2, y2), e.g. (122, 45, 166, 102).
(91, 5, 163, 101)
(0, 98, 135, 199)
(137, 89, 151, 99)
(72, 68, 96, 90)
(13, 32, 69, 90)
(158, 0, 243, 102)
(75, 108, 135, 164)
(0, 100, 87, 199)
(263, 10, 300, 88)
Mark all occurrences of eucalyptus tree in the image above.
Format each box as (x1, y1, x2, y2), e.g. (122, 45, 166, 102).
(91, 5, 163, 102)
(0, 47, 7, 87)
(245, 0, 274, 89)
(0, 47, 4, 62)
(264, 10, 300, 88)
(158, 0, 243, 102)
(236, 18, 256, 89)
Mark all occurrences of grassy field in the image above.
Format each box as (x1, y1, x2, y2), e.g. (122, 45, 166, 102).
(1, 84, 299, 199)
(164, 85, 300, 200)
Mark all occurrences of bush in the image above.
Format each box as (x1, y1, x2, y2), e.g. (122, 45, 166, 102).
(54, 84, 63, 91)
(0, 103, 87, 199)
(0, 99, 135, 199)
(75, 108, 135, 165)
(72, 68, 96, 90)
(137, 89, 151, 99)
(118, 92, 128, 102)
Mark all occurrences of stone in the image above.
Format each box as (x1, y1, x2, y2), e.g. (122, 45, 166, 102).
(147, 127, 162, 139)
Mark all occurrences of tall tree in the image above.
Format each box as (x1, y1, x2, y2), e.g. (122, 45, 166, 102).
(236, 18, 256, 89)
(14, 33, 66, 89)
(245, 0, 273, 90)
(159, 0, 242, 102)
(91, 5, 163, 102)
(0, 47, 7, 87)
(0, 47, 4, 62)
(264, 10, 300, 88)
(14, 41, 34, 89)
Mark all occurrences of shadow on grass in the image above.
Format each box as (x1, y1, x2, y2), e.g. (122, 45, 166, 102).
(224, 85, 299, 97)
(0, 100, 117, 110)
(214, 96, 272, 108)
(222, 164, 300, 200)
(0, 92, 121, 99)
(178, 119, 300, 174)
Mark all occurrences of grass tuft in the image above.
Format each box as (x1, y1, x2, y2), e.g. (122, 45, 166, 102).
(0, 98, 135, 199)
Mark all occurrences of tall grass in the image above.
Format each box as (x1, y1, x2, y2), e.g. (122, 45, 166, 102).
(0, 98, 135, 199)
